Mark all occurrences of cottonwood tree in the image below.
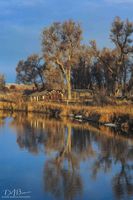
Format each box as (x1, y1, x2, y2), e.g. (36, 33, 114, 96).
(42, 20, 82, 100)
(16, 54, 45, 90)
(90, 41, 119, 95)
(72, 45, 93, 89)
(110, 16, 133, 95)
(128, 65, 133, 92)
(0, 74, 5, 91)
(98, 48, 120, 95)
(44, 65, 65, 91)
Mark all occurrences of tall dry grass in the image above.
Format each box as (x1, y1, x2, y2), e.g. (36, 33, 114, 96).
(28, 101, 133, 122)
(0, 98, 133, 123)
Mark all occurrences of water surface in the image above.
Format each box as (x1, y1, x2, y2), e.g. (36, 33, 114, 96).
(0, 112, 133, 200)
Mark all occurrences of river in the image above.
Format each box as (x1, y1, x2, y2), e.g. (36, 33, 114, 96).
(0, 112, 133, 200)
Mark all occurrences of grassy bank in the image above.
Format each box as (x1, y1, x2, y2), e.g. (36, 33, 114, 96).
(0, 100, 133, 129)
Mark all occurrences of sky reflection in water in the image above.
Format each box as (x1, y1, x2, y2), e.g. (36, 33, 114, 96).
(0, 112, 133, 200)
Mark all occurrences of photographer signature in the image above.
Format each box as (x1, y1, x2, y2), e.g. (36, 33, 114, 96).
(2, 189, 31, 199)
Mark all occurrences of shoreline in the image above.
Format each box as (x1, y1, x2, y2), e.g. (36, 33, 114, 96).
(0, 101, 133, 133)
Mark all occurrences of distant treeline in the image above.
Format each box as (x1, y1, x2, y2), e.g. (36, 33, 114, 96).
(15, 16, 133, 99)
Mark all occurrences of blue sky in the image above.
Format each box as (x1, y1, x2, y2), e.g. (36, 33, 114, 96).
(0, 0, 133, 82)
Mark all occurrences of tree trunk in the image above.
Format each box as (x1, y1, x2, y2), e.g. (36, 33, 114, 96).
(123, 65, 127, 96)
(66, 69, 72, 100)
(38, 71, 45, 89)
(34, 81, 39, 91)
(66, 124, 72, 153)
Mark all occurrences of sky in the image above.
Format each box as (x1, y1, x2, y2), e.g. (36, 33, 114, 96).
(0, 0, 133, 82)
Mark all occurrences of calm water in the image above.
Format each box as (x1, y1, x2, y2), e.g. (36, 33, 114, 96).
(0, 112, 133, 200)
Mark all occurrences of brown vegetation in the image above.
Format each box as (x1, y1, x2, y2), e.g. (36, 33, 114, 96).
(0, 100, 133, 128)
(15, 17, 133, 100)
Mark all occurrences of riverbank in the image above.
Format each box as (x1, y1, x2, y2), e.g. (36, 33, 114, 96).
(0, 100, 133, 132)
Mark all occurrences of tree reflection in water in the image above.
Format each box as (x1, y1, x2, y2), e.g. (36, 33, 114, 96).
(0, 117, 5, 127)
(44, 160, 82, 200)
(8, 112, 133, 200)
(0, 111, 8, 127)
(91, 133, 133, 199)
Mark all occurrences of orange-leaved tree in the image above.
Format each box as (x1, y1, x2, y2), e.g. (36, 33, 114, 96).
(42, 20, 82, 100)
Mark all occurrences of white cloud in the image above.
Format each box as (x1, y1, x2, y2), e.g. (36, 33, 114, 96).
(0, 0, 45, 8)
(15, 0, 45, 6)
(105, 0, 133, 4)
(0, 0, 47, 17)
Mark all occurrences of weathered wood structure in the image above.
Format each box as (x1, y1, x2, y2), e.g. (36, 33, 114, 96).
(30, 90, 63, 102)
